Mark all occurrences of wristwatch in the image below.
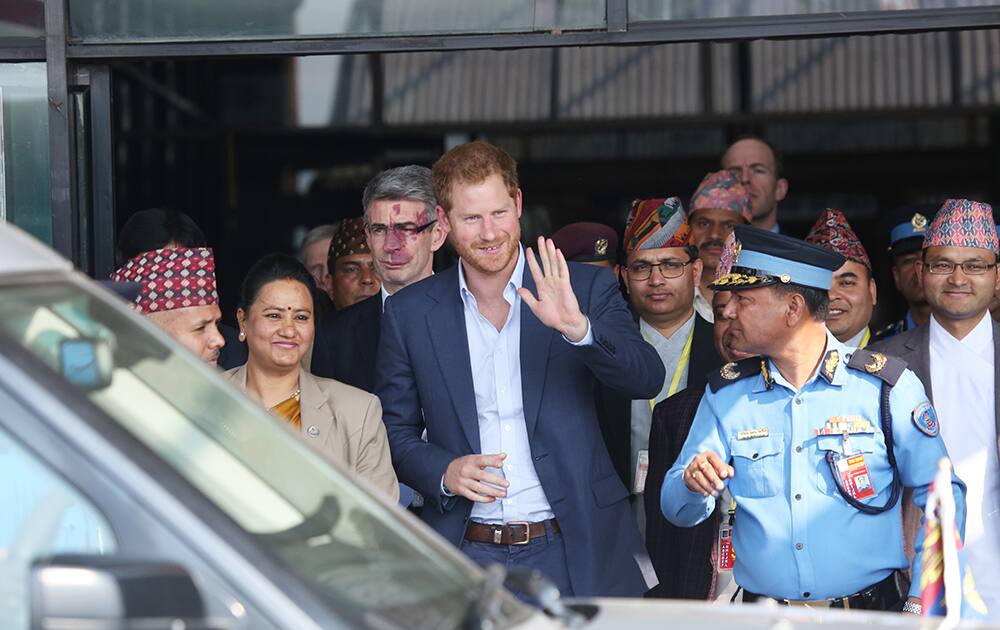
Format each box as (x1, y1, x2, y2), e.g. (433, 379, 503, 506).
(902, 600, 922, 615)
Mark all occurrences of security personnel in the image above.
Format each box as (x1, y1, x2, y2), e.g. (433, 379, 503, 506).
(661, 225, 966, 612)
(874, 204, 938, 341)
(550, 222, 619, 270)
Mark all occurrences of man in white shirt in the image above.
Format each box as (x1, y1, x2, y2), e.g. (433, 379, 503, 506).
(619, 197, 720, 538)
(872, 198, 1000, 617)
(720, 136, 788, 233)
(805, 208, 877, 348)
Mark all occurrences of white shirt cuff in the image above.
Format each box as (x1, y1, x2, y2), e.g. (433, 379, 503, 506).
(440, 475, 455, 497)
(563, 319, 593, 346)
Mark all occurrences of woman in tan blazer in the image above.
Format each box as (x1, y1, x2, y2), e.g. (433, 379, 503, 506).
(225, 253, 398, 501)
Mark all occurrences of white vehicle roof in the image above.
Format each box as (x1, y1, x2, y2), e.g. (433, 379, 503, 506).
(0, 221, 74, 275)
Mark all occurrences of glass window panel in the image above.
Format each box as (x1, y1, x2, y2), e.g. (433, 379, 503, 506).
(0, 63, 51, 244)
(631, 0, 1000, 21)
(0, 0, 44, 38)
(69, 0, 604, 43)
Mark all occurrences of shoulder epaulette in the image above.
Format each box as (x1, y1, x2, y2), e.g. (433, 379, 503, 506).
(708, 356, 763, 393)
(846, 348, 907, 386)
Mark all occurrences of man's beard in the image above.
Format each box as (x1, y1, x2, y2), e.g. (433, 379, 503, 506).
(456, 232, 519, 275)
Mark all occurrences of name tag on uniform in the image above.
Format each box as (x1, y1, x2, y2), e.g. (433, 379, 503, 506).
(633, 449, 649, 494)
(814, 416, 875, 436)
(737, 428, 769, 440)
(836, 454, 877, 500)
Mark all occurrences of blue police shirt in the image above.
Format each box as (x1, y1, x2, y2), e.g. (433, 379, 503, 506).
(661, 332, 966, 601)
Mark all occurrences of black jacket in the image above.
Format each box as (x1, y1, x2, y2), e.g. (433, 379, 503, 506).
(311, 293, 381, 392)
(644, 384, 720, 599)
(596, 313, 721, 489)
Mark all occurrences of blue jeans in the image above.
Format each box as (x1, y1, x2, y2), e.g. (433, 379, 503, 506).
(460, 521, 573, 602)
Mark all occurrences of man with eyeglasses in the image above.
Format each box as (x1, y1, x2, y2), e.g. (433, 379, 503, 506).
(312, 166, 446, 393)
(721, 136, 788, 233)
(688, 170, 753, 322)
(872, 198, 1000, 616)
(619, 197, 720, 538)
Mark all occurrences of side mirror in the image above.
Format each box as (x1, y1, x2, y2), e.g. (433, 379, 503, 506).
(30, 554, 218, 630)
(59, 338, 113, 391)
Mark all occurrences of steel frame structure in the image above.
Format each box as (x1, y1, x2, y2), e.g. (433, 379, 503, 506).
(1, 0, 999, 265)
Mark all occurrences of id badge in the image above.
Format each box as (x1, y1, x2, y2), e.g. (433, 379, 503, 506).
(717, 523, 735, 572)
(633, 450, 649, 494)
(835, 454, 877, 500)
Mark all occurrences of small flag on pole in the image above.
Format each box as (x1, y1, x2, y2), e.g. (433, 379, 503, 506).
(919, 458, 988, 624)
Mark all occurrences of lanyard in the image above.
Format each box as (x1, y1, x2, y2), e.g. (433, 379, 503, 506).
(858, 328, 871, 349)
(648, 328, 694, 410)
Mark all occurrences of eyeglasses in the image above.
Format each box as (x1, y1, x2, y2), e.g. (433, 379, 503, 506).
(924, 260, 998, 275)
(365, 219, 437, 240)
(625, 259, 692, 280)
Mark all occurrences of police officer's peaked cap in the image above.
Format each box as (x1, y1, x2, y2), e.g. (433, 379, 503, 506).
(886, 203, 938, 256)
(711, 225, 845, 291)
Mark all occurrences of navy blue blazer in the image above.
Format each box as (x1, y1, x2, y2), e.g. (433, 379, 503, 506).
(376, 260, 666, 597)
(311, 293, 381, 392)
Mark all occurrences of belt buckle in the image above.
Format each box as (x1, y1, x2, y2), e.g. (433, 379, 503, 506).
(507, 521, 531, 546)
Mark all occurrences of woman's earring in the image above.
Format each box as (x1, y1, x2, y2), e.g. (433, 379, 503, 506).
(238, 330, 246, 342)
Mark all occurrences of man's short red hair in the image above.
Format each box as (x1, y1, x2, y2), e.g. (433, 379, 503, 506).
(431, 141, 519, 213)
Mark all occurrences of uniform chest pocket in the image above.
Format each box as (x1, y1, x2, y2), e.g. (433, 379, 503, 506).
(729, 433, 784, 498)
(815, 433, 877, 494)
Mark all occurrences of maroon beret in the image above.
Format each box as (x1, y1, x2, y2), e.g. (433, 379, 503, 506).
(550, 222, 619, 263)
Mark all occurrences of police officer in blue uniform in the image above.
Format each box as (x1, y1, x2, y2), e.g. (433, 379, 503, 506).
(873, 205, 938, 341)
(661, 225, 966, 612)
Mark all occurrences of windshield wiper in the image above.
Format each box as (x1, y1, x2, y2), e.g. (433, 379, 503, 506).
(464, 564, 586, 630)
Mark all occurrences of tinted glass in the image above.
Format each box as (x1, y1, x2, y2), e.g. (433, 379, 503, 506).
(630, 0, 1000, 21)
(0, 1, 44, 38)
(69, 0, 605, 42)
(0, 63, 51, 244)
(0, 275, 530, 629)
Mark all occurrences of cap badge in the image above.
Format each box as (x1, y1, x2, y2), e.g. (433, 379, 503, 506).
(779, 273, 791, 284)
(594, 238, 608, 256)
(911, 213, 928, 232)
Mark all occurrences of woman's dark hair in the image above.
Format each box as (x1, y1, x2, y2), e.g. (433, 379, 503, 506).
(117, 208, 207, 266)
(239, 253, 319, 312)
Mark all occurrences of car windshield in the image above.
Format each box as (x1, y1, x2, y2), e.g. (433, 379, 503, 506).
(0, 274, 528, 629)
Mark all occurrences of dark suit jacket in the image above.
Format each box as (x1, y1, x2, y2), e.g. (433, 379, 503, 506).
(643, 384, 719, 599)
(870, 317, 1000, 455)
(376, 261, 666, 597)
(870, 317, 1000, 568)
(311, 293, 381, 392)
(597, 313, 721, 489)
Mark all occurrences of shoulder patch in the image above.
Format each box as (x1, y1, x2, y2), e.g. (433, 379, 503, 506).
(846, 348, 906, 386)
(912, 402, 939, 437)
(708, 356, 763, 393)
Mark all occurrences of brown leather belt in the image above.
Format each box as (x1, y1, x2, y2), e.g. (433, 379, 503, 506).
(464, 519, 560, 546)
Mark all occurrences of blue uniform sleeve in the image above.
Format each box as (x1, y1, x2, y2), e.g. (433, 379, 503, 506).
(888, 369, 968, 598)
(661, 391, 729, 526)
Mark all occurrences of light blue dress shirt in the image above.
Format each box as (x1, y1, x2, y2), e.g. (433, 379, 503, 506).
(661, 332, 966, 601)
(452, 246, 592, 524)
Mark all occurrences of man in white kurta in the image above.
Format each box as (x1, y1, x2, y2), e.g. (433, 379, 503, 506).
(929, 311, 1000, 612)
